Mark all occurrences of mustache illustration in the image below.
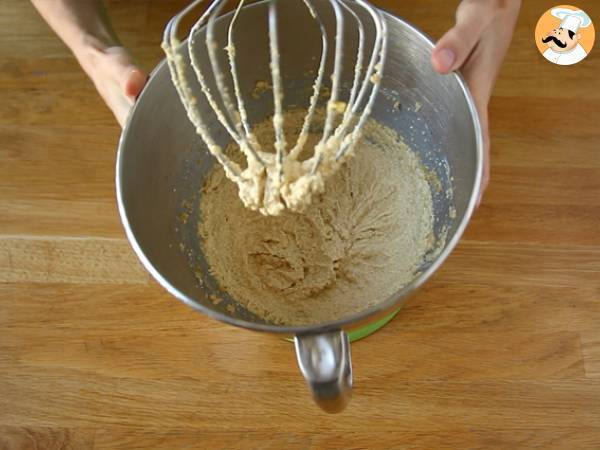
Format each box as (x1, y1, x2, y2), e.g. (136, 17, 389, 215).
(542, 35, 567, 48)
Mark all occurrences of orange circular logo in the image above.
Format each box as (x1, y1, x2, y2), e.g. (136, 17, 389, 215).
(535, 5, 595, 65)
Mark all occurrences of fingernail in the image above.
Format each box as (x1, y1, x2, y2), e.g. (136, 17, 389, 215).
(124, 68, 147, 98)
(436, 48, 456, 72)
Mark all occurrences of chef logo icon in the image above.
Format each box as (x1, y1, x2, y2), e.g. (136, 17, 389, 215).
(535, 5, 595, 65)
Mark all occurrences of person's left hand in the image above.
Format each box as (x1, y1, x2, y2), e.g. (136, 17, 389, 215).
(431, 0, 521, 205)
(77, 42, 147, 128)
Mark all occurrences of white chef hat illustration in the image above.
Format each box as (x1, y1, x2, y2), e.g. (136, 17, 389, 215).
(551, 7, 592, 34)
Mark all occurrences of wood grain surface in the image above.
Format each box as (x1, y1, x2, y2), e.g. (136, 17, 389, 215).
(1, 0, 600, 449)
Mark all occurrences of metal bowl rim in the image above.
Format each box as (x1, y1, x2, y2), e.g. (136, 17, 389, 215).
(116, 1, 484, 335)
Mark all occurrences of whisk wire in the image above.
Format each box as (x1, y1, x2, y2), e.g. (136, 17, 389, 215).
(226, 0, 264, 157)
(336, 3, 388, 160)
(288, 0, 329, 160)
(268, 1, 286, 182)
(163, 0, 245, 181)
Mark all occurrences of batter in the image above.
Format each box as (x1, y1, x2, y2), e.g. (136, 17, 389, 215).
(198, 110, 434, 325)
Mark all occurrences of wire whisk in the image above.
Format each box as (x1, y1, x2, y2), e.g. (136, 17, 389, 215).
(163, 0, 387, 215)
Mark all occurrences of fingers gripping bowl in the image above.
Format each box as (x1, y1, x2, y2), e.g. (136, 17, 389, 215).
(116, 0, 482, 413)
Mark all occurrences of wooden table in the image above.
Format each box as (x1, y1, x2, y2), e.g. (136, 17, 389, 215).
(1, 1, 599, 448)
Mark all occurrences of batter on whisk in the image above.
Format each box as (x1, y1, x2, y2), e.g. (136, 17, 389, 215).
(199, 109, 434, 325)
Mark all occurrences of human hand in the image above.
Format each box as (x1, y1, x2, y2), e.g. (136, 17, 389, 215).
(77, 42, 147, 127)
(31, 0, 147, 128)
(431, 0, 521, 204)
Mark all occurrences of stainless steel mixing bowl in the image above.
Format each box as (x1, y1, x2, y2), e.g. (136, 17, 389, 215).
(116, 0, 482, 413)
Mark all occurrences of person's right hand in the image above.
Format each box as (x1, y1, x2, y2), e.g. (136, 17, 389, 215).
(78, 43, 147, 127)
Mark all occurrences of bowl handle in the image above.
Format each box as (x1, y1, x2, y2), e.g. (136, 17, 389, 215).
(294, 330, 352, 413)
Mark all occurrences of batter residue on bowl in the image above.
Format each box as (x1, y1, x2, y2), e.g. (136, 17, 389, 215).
(198, 109, 434, 325)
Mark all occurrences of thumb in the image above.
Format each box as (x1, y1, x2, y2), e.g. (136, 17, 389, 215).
(123, 67, 147, 99)
(102, 47, 147, 99)
(431, 1, 491, 73)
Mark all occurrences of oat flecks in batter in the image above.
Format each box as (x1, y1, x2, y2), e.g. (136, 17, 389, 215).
(198, 110, 434, 326)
